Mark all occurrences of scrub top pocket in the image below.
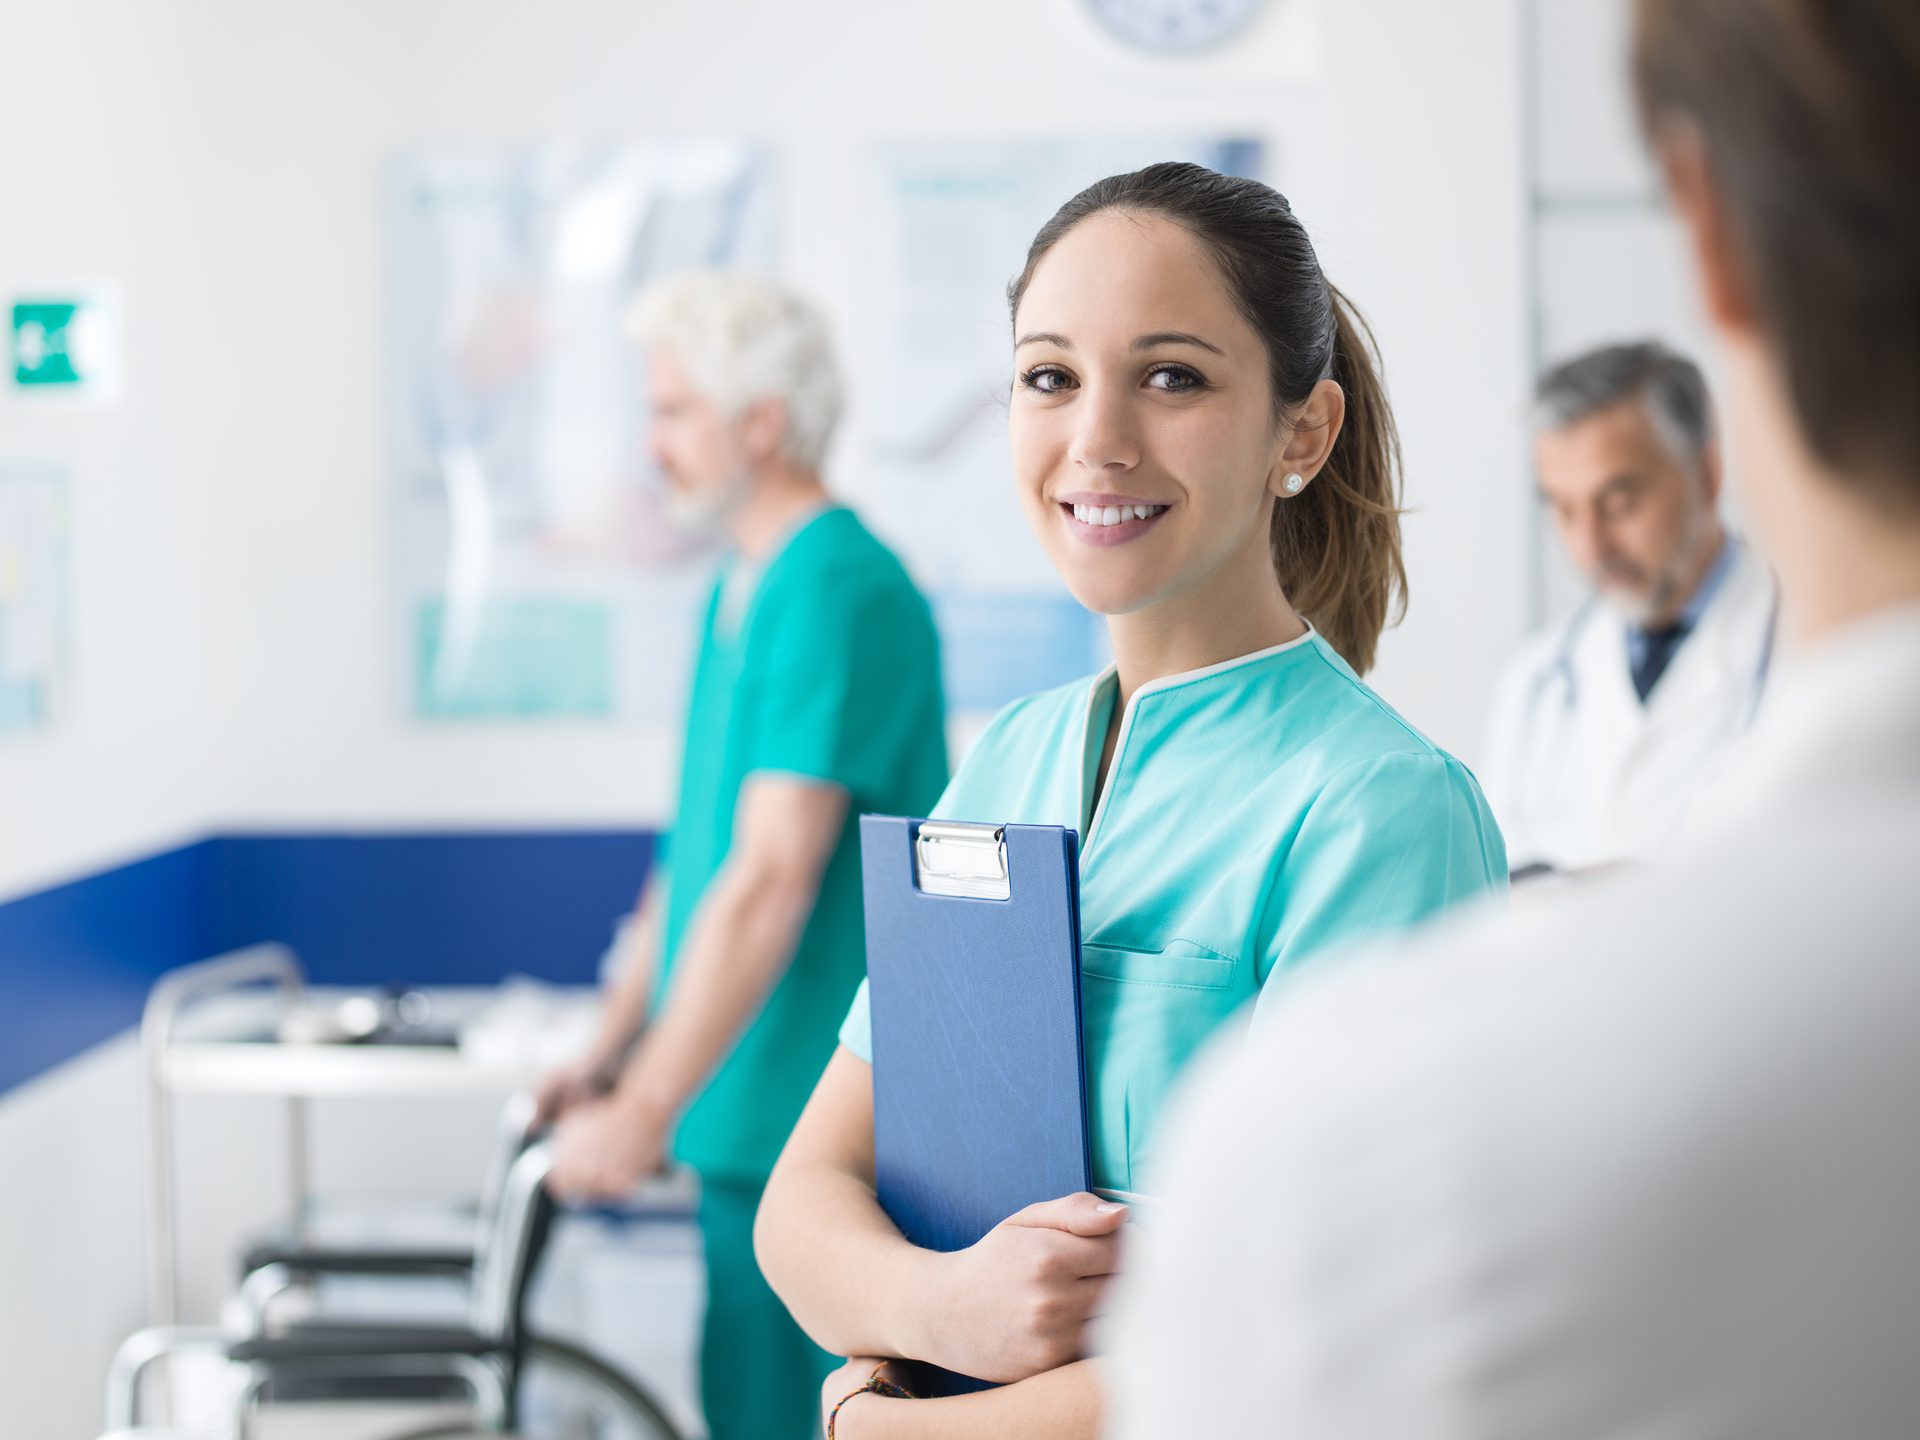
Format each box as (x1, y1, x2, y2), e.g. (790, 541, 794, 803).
(1079, 938, 1237, 990)
(1079, 941, 1246, 1190)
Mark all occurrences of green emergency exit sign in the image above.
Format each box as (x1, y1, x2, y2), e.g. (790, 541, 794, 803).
(8, 291, 122, 403)
(11, 301, 85, 386)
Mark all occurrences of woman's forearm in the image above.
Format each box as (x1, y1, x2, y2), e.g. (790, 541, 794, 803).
(848, 1360, 1103, 1440)
(759, 1047, 959, 1363)
(761, 1049, 1125, 1384)
(756, 1149, 944, 1362)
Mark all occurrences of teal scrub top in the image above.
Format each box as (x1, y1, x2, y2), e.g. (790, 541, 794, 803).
(660, 506, 949, 1183)
(840, 628, 1507, 1193)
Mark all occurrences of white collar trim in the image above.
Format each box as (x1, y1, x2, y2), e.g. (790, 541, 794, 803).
(1091, 621, 1320, 704)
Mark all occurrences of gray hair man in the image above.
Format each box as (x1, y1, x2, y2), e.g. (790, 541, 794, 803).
(1479, 340, 1777, 878)
(538, 271, 949, 1440)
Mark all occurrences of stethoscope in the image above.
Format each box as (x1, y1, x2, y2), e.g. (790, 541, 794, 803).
(1524, 585, 1780, 735)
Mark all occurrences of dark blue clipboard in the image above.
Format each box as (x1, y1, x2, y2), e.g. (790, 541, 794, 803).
(859, 814, 1092, 1395)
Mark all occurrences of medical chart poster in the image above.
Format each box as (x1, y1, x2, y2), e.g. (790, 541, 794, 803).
(850, 138, 1265, 714)
(0, 465, 69, 735)
(390, 141, 775, 723)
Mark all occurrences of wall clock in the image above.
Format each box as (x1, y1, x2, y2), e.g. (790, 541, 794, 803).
(1084, 0, 1267, 54)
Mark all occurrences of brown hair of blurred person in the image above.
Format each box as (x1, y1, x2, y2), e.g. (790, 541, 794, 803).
(1633, 1, 1920, 524)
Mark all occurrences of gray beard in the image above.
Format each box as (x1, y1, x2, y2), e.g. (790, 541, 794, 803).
(1598, 508, 1711, 627)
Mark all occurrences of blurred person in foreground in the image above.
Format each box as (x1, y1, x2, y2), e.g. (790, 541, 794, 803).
(540, 271, 948, 1440)
(1115, 3, 1920, 1436)
(1482, 341, 1775, 880)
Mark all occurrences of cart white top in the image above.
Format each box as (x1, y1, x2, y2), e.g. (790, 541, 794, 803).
(158, 985, 598, 1098)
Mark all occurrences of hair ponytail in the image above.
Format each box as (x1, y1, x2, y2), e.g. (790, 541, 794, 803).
(1270, 285, 1406, 675)
(1010, 163, 1408, 674)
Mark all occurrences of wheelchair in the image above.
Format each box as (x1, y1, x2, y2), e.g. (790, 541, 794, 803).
(110, 1120, 687, 1440)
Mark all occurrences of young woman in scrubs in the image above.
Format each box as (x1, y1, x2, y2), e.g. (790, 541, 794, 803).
(755, 162, 1507, 1438)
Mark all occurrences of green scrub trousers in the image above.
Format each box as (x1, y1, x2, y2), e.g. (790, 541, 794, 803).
(697, 1178, 836, 1440)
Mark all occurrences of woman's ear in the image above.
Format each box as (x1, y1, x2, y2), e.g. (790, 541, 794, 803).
(1270, 378, 1346, 498)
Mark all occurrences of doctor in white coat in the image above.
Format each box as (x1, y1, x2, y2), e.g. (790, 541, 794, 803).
(1113, 1, 1920, 1434)
(1481, 341, 1775, 875)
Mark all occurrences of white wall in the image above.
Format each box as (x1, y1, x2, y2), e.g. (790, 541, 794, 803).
(0, 1039, 302, 1440)
(0, 1041, 160, 1440)
(1527, 0, 1721, 621)
(0, 1, 1541, 1434)
(1295, 5, 1530, 752)
(0, 0, 223, 900)
(179, 0, 1529, 840)
(2, 0, 1534, 893)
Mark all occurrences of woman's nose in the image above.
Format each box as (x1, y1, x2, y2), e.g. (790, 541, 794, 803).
(1067, 384, 1141, 473)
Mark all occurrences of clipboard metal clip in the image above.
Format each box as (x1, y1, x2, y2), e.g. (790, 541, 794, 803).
(914, 821, 1011, 900)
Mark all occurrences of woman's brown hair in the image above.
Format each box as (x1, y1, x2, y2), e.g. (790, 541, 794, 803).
(1007, 162, 1406, 675)
(1633, 0, 1920, 512)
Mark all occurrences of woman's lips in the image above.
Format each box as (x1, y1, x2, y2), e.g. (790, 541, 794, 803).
(1059, 500, 1171, 547)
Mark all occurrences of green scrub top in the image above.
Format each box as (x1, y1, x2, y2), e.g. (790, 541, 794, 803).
(660, 506, 948, 1184)
(840, 628, 1506, 1193)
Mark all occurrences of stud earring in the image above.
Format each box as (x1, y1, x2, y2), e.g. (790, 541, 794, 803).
(1283, 473, 1305, 494)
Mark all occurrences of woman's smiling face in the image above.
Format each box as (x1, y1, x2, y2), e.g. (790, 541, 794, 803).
(1010, 209, 1291, 618)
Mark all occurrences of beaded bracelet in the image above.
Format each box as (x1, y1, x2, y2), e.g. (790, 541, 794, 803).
(827, 1362, 916, 1439)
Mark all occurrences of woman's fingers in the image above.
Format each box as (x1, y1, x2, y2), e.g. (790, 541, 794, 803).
(1006, 1190, 1131, 1238)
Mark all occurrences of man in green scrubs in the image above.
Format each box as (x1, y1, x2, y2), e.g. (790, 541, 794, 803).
(542, 271, 947, 1440)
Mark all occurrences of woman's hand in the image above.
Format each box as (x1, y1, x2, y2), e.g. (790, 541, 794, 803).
(756, 1054, 1127, 1388)
(921, 1192, 1129, 1383)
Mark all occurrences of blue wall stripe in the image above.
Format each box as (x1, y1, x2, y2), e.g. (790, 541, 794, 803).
(0, 842, 227, 1095)
(0, 831, 655, 1096)
(213, 832, 654, 988)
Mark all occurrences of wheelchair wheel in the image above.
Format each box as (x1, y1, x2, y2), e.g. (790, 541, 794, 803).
(516, 1335, 685, 1440)
(375, 1334, 685, 1440)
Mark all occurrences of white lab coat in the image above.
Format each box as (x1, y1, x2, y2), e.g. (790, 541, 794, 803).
(1480, 540, 1776, 871)
(1111, 602, 1920, 1440)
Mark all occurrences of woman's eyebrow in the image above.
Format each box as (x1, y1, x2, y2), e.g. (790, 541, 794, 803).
(1133, 331, 1225, 355)
(1015, 331, 1072, 350)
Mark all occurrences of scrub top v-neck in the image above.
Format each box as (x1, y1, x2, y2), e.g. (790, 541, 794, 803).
(839, 628, 1507, 1194)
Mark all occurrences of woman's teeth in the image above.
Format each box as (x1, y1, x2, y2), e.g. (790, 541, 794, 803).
(1072, 502, 1167, 527)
